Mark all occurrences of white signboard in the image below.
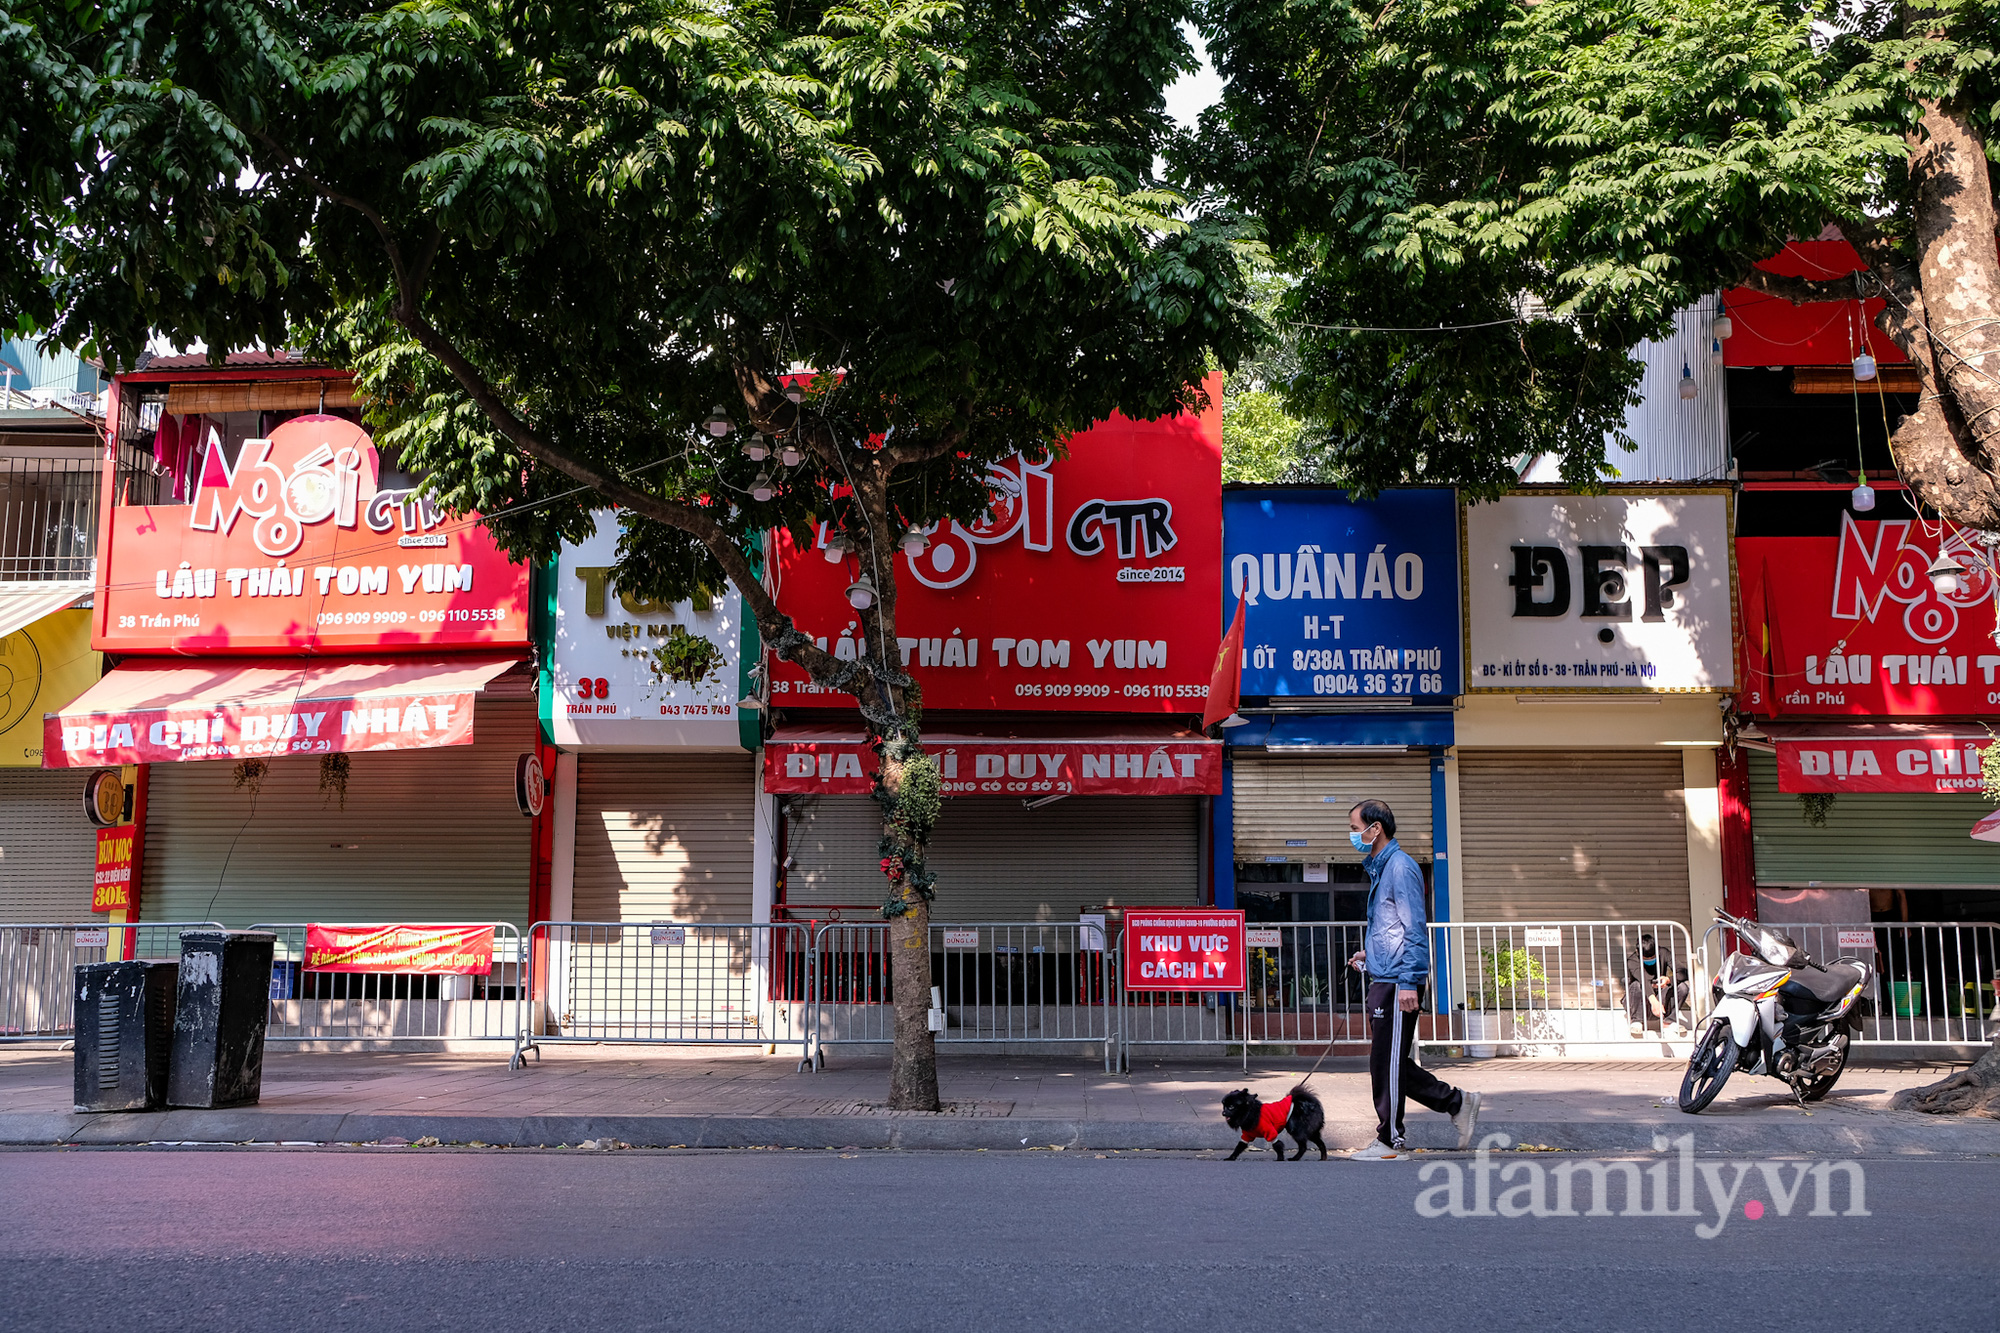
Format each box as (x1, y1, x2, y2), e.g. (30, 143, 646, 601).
(73, 929, 109, 948)
(1837, 930, 1876, 950)
(1464, 491, 1735, 692)
(1245, 927, 1283, 948)
(551, 512, 746, 749)
(942, 929, 980, 949)
(1522, 927, 1563, 947)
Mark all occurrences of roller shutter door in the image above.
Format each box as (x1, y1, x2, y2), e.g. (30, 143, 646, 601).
(1233, 754, 1433, 864)
(1747, 752, 2000, 888)
(1458, 749, 1690, 925)
(141, 699, 534, 928)
(784, 794, 1199, 920)
(0, 770, 97, 922)
(573, 754, 755, 922)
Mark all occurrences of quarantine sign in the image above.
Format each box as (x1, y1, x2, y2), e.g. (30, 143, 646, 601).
(1122, 909, 1245, 991)
(304, 923, 494, 975)
(90, 825, 136, 913)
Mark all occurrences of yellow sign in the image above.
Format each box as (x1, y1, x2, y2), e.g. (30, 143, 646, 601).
(2, 609, 99, 767)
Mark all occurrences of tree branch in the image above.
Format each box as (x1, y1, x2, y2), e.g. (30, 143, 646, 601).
(1734, 265, 1866, 307)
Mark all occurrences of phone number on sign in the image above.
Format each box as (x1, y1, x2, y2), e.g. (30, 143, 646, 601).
(1013, 683, 1207, 699)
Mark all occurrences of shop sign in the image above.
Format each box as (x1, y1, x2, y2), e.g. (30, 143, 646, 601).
(1464, 491, 1735, 691)
(90, 825, 136, 913)
(95, 415, 530, 654)
(47, 689, 479, 767)
(763, 735, 1221, 796)
(1224, 489, 1461, 699)
(1774, 735, 1992, 794)
(768, 384, 1223, 711)
(0, 610, 99, 768)
(1122, 909, 1245, 991)
(942, 929, 980, 949)
(303, 923, 494, 975)
(548, 511, 746, 748)
(1741, 516, 2000, 716)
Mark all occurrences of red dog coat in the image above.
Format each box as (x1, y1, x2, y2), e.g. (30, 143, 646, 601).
(1240, 1094, 1292, 1143)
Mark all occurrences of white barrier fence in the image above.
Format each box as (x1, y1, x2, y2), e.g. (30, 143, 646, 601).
(0, 922, 221, 1043)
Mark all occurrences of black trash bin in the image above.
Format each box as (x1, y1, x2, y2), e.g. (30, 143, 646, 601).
(168, 930, 277, 1109)
(73, 960, 178, 1113)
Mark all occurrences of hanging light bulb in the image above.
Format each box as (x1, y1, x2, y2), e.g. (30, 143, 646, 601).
(1853, 350, 1878, 382)
(1851, 478, 1876, 512)
(899, 525, 931, 556)
(1712, 313, 1733, 341)
(1678, 362, 1698, 400)
(704, 405, 733, 438)
(736, 693, 764, 712)
(750, 471, 776, 502)
(741, 433, 771, 462)
(778, 440, 805, 467)
(784, 379, 805, 406)
(822, 531, 848, 563)
(1927, 551, 1967, 597)
(845, 573, 877, 611)
(1708, 336, 1725, 368)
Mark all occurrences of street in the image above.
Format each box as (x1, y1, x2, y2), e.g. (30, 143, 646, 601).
(0, 1146, 1992, 1331)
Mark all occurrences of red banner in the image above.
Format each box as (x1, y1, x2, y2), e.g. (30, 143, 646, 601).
(1775, 735, 1991, 794)
(1122, 909, 1245, 992)
(1739, 515, 2000, 717)
(96, 416, 530, 654)
(304, 924, 495, 974)
(46, 690, 478, 767)
(91, 825, 136, 913)
(762, 735, 1221, 796)
(1723, 241, 1906, 369)
(769, 378, 1223, 712)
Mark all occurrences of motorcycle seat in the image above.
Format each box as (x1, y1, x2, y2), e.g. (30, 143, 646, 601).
(1791, 961, 1865, 1006)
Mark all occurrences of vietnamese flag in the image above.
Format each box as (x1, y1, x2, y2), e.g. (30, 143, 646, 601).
(1202, 596, 1248, 731)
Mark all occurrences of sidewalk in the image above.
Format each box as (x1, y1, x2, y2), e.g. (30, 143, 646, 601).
(3, 1046, 1995, 1156)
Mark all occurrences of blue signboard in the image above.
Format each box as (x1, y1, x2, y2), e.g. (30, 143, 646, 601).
(1222, 488, 1462, 700)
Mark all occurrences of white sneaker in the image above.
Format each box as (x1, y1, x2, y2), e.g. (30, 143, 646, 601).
(1452, 1089, 1483, 1150)
(1629, 1022, 1646, 1037)
(1350, 1140, 1403, 1161)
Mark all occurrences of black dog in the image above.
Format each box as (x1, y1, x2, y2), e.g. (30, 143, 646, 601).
(1221, 1083, 1327, 1161)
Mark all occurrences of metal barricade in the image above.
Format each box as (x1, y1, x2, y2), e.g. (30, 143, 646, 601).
(248, 922, 526, 1053)
(1705, 919, 1999, 1048)
(517, 921, 812, 1069)
(0, 922, 221, 1042)
(1422, 920, 1703, 1057)
(807, 921, 1120, 1070)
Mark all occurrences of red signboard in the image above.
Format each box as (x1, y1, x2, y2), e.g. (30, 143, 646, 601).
(47, 688, 479, 767)
(1122, 909, 1245, 991)
(1739, 515, 2000, 716)
(769, 379, 1223, 711)
(1723, 240, 1906, 369)
(303, 923, 495, 975)
(763, 734, 1221, 796)
(95, 415, 530, 654)
(1774, 733, 1990, 794)
(90, 825, 136, 913)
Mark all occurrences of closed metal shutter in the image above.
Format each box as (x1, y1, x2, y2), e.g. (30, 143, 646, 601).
(784, 795, 1199, 920)
(573, 753, 755, 922)
(141, 699, 535, 927)
(0, 769, 97, 922)
(1748, 752, 2000, 888)
(1233, 754, 1433, 864)
(1458, 749, 1690, 925)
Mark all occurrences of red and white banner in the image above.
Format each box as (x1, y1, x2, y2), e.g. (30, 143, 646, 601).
(769, 378, 1223, 712)
(1122, 909, 1245, 992)
(1774, 733, 1991, 794)
(762, 735, 1222, 796)
(304, 923, 495, 975)
(1740, 514, 2000, 716)
(46, 690, 478, 767)
(91, 825, 136, 913)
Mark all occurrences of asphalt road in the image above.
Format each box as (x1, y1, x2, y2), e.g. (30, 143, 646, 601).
(0, 1145, 1992, 1331)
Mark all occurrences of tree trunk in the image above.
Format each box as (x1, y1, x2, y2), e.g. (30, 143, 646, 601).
(1893, 1034, 2000, 1117)
(876, 738, 942, 1112)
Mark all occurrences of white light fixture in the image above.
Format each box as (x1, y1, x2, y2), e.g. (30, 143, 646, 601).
(845, 573, 877, 611)
(1712, 314, 1733, 341)
(1709, 336, 1725, 367)
(1927, 551, 1967, 597)
(742, 433, 770, 462)
(1853, 350, 1879, 382)
(1218, 713, 1250, 728)
(822, 532, 848, 563)
(899, 525, 930, 556)
(1851, 480, 1876, 512)
(778, 441, 805, 467)
(737, 693, 763, 712)
(1678, 362, 1698, 400)
(704, 405, 732, 438)
(750, 471, 776, 502)
(784, 380, 805, 405)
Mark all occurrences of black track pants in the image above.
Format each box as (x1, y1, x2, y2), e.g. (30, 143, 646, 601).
(1368, 980, 1461, 1148)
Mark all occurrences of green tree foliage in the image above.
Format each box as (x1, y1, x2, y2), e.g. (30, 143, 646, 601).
(1188, 0, 2000, 522)
(1222, 390, 1304, 483)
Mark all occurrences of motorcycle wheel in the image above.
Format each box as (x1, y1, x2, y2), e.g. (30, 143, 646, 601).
(1798, 1035, 1850, 1103)
(1678, 1020, 1738, 1113)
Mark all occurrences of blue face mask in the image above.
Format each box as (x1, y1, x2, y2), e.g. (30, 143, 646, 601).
(1349, 829, 1375, 854)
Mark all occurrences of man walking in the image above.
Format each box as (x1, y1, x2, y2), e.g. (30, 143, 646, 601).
(1345, 799, 1480, 1160)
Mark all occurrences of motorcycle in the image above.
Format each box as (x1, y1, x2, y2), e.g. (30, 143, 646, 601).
(1678, 910, 1874, 1113)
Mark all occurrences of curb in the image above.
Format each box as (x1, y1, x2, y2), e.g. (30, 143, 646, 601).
(5, 1110, 1998, 1156)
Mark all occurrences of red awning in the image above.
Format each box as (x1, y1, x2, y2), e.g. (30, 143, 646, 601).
(763, 722, 1221, 797)
(1762, 721, 1990, 795)
(44, 653, 521, 767)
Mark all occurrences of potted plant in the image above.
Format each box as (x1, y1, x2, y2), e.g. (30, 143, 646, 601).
(1464, 947, 1548, 1058)
(1294, 970, 1328, 1010)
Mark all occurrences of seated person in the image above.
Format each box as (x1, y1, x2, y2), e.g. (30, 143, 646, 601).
(1625, 934, 1689, 1036)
